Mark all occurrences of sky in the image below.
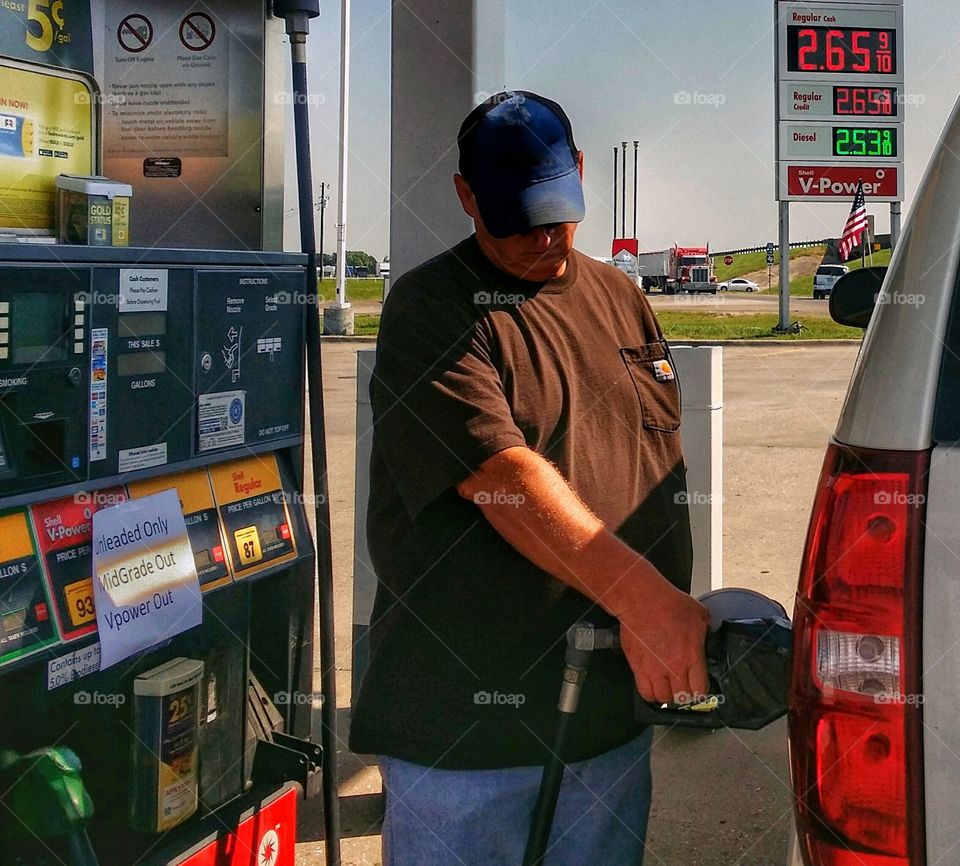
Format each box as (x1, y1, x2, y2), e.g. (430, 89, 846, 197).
(287, 0, 960, 263)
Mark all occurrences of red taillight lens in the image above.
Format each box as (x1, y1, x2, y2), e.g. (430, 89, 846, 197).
(791, 444, 927, 866)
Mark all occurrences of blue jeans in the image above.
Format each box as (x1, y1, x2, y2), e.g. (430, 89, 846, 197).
(378, 728, 654, 866)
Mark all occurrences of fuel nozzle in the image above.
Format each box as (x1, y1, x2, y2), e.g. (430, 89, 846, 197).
(0, 747, 99, 865)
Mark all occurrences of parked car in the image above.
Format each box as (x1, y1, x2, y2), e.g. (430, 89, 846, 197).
(786, 96, 960, 866)
(811, 264, 849, 300)
(719, 277, 760, 292)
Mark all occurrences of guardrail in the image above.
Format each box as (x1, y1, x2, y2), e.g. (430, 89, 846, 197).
(713, 235, 891, 258)
(712, 239, 832, 257)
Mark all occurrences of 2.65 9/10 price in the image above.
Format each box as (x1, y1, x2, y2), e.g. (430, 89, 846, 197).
(834, 87, 897, 117)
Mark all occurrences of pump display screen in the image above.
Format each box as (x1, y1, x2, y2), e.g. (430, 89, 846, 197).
(12, 293, 67, 364)
(118, 351, 166, 376)
(787, 27, 897, 75)
(119, 312, 167, 337)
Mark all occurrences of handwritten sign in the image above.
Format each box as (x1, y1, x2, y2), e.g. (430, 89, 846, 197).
(92, 489, 202, 669)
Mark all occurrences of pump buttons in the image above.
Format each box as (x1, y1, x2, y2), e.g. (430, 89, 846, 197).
(201, 352, 212, 373)
(68, 367, 82, 386)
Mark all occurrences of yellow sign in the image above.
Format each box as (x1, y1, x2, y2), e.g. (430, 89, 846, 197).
(64, 578, 95, 627)
(129, 471, 215, 516)
(210, 456, 298, 577)
(0, 60, 94, 232)
(0, 511, 35, 562)
(128, 470, 232, 593)
(233, 526, 262, 567)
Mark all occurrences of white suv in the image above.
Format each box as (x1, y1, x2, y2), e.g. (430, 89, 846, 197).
(786, 98, 960, 865)
(812, 264, 849, 300)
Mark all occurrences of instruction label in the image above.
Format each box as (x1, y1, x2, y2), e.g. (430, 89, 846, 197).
(118, 443, 168, 473)
(119, 269, 168, 312)
(198, 391, 245, 452)
(92, 490, 202, 669)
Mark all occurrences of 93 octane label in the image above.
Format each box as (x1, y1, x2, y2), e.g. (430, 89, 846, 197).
(64, 578, 96, 626)
(233, 526, 262, 566)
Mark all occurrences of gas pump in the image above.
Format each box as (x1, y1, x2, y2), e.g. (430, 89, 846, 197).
(0, 3, 340, 865)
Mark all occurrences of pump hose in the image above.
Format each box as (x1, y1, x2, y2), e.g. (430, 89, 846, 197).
(286, 31, 343, 866)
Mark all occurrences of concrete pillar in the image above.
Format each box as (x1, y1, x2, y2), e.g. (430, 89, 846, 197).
(351, 349, 376, 704)
(671, 346, 724, 597)
(390, 0, 504, 285)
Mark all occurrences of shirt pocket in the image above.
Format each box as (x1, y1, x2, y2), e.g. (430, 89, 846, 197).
(619, 343, 681, 433)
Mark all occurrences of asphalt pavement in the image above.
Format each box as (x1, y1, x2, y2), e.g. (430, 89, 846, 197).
(295, 341, 861, 866)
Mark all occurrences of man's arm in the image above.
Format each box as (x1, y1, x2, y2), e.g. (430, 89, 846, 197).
(456, 445, 709, 705)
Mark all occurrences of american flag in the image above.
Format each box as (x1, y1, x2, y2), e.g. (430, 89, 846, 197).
(839, 181, 868, 262)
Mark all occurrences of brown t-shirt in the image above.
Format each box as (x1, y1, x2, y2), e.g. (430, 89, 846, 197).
(349, 236, 692, 769)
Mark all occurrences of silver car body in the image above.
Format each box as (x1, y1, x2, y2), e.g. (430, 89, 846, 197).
(788, 95, 960, 863)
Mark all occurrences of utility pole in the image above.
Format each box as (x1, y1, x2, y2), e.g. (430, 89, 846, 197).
(318, 181, 328, 276)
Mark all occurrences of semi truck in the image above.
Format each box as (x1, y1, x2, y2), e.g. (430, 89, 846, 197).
(637, 244, 717, 294)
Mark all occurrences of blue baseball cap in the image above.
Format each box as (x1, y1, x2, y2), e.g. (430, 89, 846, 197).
(457, 91, 585, 239)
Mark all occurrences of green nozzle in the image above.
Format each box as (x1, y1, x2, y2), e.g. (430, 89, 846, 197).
(0, 747, 94, 842)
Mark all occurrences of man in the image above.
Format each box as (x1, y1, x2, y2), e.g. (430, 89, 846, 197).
(350, 91, 709, 865)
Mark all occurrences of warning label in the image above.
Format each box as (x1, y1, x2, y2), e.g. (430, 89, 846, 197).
(102, 3, 230, 157)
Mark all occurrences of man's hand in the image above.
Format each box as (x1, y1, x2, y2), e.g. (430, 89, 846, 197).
(615, 585, 710, 705)
(457, 445, 709, 704)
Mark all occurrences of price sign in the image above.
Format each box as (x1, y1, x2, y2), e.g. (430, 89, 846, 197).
(64, 579, 96, 627)
(0, 1, 94, 72)
(776, 1, 904, 202)
(786, 26, 896, 74)
(233, 526, 263, 567)
(781, 122, 900, 159)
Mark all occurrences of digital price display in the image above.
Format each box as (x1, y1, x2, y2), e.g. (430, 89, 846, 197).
(787, 26, 896, 75)
(833, 126, 897, 158)
(834, 86, 897, 117)
(776, 2, 904, 203)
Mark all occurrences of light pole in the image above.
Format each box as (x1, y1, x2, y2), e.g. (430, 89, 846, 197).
(324, 0, 353, 335)
(317, 181, 329, 278)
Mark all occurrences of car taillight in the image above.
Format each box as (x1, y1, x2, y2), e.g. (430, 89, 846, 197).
(790, 443, 927, 866)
